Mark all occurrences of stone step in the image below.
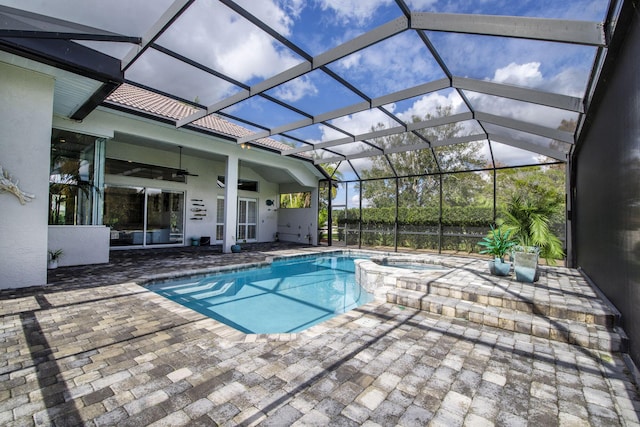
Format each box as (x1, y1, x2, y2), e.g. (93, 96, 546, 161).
(394, 277, 618, 329)
(386, 288, 628, 353)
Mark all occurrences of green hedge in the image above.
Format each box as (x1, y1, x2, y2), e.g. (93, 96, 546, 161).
(334, 206, 493, 227)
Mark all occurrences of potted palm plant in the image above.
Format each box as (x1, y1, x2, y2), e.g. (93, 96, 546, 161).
(48, 249, 63, 269)
(478, 225, 516, 276)
(500, 195, 565, 282)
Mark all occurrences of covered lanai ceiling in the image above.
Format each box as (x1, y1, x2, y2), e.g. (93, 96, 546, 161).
(0, 0, 625, 180)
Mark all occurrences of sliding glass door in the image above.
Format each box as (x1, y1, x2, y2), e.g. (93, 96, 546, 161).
(104, 185, 184, 247)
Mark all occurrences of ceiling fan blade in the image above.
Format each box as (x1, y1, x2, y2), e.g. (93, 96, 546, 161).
(175, 146, 199, 176)
(176, 169, 198, 177)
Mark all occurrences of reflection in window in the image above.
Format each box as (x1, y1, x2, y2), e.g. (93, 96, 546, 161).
(49, 130, 99, 225)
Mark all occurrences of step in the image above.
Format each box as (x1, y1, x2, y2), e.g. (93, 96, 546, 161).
(386, 288, 628, 353)
(395, 276, 618, 329)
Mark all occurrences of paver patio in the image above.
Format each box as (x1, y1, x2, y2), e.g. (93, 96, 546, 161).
(1, 244, 639, 426)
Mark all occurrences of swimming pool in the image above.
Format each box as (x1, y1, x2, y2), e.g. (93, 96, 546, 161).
(147, 254, 373, 334)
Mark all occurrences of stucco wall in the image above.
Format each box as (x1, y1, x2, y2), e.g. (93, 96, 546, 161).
(0, 62, 54, 289)
(277, 185, 319, 245)
(48, 226, 110, 266)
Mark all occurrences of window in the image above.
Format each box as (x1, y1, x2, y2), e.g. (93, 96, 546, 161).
(49, 130, 102, 225)
(217, 176, 258, 192)
(237, 198, 257, 242)
(104, 185, 184, 246)
(280, 192, 311, 208)
(216, 197, 224, 242)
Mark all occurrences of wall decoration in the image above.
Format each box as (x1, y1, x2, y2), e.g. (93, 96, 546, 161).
(0, 165, 35, 204)
(190, 198, 206, 220)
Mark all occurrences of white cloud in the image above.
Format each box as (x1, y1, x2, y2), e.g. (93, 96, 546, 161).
(492, 62, 544, 87)
(273, 76, 318, 102)
(317, 0, 395, 25)
(334, 32, 443, 95)
(545, 67, 588, 97)
(321, 109, 400, 141)
(404, 0, 439, 10)
(338, 52, 362, 70)
(396, 91, 466, 122)
(154, 1, 302, 87)
(234, 0, 295, 36)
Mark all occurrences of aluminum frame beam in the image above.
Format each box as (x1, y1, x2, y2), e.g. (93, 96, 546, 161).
(411, 12, 605, 46)
(454, 77, 584, 113)
(314, 16, 408, 67)
(475, 111, 574, 143)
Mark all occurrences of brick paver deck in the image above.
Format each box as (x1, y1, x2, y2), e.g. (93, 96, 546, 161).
(1, 244, 639, 426)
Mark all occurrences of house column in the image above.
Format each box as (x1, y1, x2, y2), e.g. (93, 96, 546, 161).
(223, 154, 239, 253)
(0, 62, 54, 288)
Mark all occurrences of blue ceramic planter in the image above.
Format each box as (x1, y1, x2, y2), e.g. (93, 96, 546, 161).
(488, 258, 511, 276)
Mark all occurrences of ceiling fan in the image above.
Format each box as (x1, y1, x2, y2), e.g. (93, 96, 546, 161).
(175, 146, 198, 177)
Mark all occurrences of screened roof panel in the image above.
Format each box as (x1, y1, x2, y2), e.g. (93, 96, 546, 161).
(155, 1, 305, 87)
(76, 41, 137, 60)
(484, 123, 571, 158)
(318, 162, 341, 180)
(220, 96, 308, 130)
(263, 69, 365, 116)
(415, 121, 475, 142)
(0, 0, 172, 40)
(386, 89, 469, 124)
(428, 32, 597, 98)
(351, 155, 395, 180)
(334, 160, 358, 182)
(491, 141, 559, 167)
(125, 49, 241, 106)
(328, 109, 404, 137)
(214, 115, 266, 134)
(434, 140, 491, 172)
(463, 91, 581, 129)
(326, 31, 448, 98)
(0, 0, 621, 179)
(324, 141, 381, 158)
(271, 134, 308, 150)
(387, 148, 440, 176)
(285, 123, 347, 145)
(235, 0, 405, 57)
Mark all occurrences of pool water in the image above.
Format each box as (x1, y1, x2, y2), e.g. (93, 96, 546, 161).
(147, 254, 373, 334)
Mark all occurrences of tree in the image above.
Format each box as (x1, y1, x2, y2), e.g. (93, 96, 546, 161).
(360, 105, 488, 209)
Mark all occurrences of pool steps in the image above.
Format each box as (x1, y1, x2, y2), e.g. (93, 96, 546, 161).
(385, 273, 628, 353)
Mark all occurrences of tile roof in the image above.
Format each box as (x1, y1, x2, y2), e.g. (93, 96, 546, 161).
(105, 83, 300, 154)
